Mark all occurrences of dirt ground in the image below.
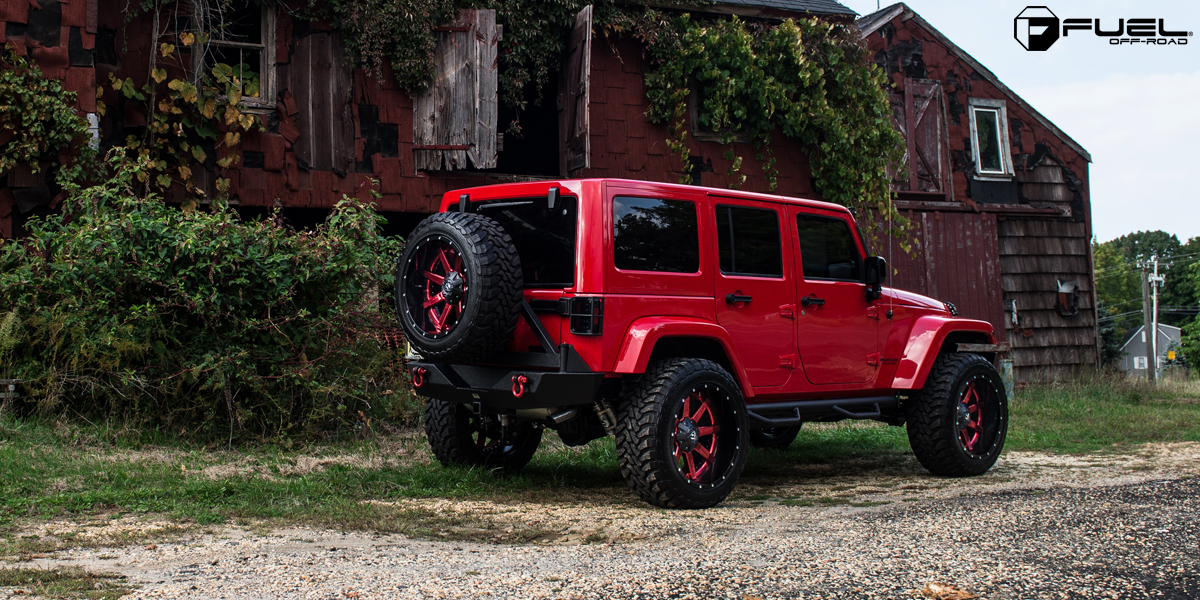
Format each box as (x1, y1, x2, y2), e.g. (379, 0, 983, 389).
(4, 442, 1199, 599)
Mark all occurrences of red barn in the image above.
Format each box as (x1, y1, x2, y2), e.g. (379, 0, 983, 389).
(0, 0, 855, 237)
(1, 0, 1096, 382)
(859, 3, 1098, 382)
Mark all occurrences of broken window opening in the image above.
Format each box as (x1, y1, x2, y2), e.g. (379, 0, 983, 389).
(192, 2, 277, 113)
(495, 73, 561, 177)
(967, 98, 1013, 179)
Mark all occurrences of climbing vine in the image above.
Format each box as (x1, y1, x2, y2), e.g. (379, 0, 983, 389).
(105, 0, 264, 204)
(0, 47, 90, 175)
(618, 12, 908, 237)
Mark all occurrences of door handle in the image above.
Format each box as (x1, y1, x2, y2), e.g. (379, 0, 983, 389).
(725, 293, 753, 304)
(800, 296, 825, 307)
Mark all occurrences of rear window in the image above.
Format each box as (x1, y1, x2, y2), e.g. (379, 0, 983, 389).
(613, 196, 699, 273)
(478, 197, 577, 288)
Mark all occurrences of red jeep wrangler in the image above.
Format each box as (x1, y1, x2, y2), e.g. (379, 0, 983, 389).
(396, 179, 1008, 509)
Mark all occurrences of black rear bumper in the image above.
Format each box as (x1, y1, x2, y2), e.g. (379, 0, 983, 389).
(407, 358, 606, 410)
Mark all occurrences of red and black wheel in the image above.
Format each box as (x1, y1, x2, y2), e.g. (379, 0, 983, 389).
(395, 212, 522, 363)
(616, 358, 749, 509)
(423, 397, 542, 472)
(906, 353, 1008, 476)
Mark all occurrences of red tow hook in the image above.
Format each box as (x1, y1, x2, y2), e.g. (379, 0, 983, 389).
(512, 374, 528, 398)
(411, 366, 428, 388)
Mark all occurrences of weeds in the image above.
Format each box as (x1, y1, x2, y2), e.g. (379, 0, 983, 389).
(0, 567, 132, 599)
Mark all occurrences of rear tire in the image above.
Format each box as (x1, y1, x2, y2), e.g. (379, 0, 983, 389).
(395, 212, 522, 363)
(615, 359, 749, 509)
(749, 423, 802, 450)
(423, 397, 542, 472)
(905, 353, 1008, 476)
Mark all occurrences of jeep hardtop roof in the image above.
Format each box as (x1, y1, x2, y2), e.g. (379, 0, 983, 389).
(438, 178, 854, 217)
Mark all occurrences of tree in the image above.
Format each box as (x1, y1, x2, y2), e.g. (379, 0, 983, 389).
(1092, 239, 1141, 356)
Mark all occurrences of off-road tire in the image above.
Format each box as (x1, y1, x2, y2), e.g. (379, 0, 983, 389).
(423, 397, 542, 472)
(395, 212, 522, 363)
(615, 358, 749, 509)
(749, 423, 802, 450)
(906, 353, 1008, 477)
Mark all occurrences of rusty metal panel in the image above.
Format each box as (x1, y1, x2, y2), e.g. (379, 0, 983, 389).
(880, 210, 1005, 342)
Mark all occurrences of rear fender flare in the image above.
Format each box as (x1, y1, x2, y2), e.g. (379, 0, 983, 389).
(613, 317, 754, 397)
(892, 317, 995, 390)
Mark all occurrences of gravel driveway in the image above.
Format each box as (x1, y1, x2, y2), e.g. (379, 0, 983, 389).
(9, 443, 1200, 600)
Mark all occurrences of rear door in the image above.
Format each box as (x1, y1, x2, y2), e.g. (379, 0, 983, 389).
(789, 209, 879, 385)
(712, 199, 796, 388)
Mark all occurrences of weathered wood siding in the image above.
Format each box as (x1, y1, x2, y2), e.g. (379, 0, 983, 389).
(558, 5, 592, 176)
(999, 218, 1097, 381)
(412, 9, 498, 171)
(280, 31, 355, 174)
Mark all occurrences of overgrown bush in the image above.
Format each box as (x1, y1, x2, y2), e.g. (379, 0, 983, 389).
(0, 157, 412, 440)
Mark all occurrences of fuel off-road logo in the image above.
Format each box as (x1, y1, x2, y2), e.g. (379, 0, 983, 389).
(1015, 6, 1191, 51)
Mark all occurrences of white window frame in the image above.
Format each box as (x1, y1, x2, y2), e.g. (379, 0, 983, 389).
(967, 98, 1013, 180)
(1133, 356, 1147, 370)
(191, 4, 277, 115)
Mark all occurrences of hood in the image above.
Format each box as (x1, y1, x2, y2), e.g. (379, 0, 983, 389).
(884, 288, 949, 312)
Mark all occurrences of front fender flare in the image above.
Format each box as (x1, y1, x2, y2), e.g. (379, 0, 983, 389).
(612, 316, 754, 397)
(891, 316, 995, 390)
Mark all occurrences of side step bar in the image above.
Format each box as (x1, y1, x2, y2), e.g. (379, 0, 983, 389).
(746, 395, 898, 427)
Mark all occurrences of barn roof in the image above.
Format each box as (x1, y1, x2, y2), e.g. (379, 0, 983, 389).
(858, 3, 1092, 162)
(716, 0, 857, 17)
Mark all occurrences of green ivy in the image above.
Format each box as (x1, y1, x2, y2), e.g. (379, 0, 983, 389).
(627, 13, 908, 240)
(0, 48, 90, 175)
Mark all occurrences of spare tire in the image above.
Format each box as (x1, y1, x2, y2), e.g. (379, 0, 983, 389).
(395, 212, 522, 363)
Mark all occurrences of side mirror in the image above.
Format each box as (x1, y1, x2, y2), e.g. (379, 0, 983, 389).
(864, 256, 887, 301)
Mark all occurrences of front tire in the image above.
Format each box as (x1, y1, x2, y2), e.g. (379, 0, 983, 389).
(905, 353, 1008, 476)
(423, 397, 542, 472)
(615, 359, 749, 509)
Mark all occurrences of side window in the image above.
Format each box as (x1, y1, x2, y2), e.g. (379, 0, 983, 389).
(795, 214, 862, 281)
(715, 205, 782, 278)
(613, 197, 699, 273)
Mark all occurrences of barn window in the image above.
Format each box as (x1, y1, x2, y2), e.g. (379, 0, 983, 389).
(967, 98, 1013, 178)
(413, 9, 500, 171)
(193, 3, 277, 113)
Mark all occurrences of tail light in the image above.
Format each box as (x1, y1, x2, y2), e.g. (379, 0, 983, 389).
(567, 296, 604, 335)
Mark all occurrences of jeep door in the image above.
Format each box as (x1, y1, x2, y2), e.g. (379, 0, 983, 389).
(712, 199, 796, 388)
(789, 208, 879, 385)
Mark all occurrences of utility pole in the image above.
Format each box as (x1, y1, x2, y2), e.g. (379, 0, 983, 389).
(1148, 256, 1168, 380)
(1139, 261, 1155, 384)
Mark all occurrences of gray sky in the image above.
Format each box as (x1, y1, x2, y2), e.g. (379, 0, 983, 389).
(838, 0, 1200, 243)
